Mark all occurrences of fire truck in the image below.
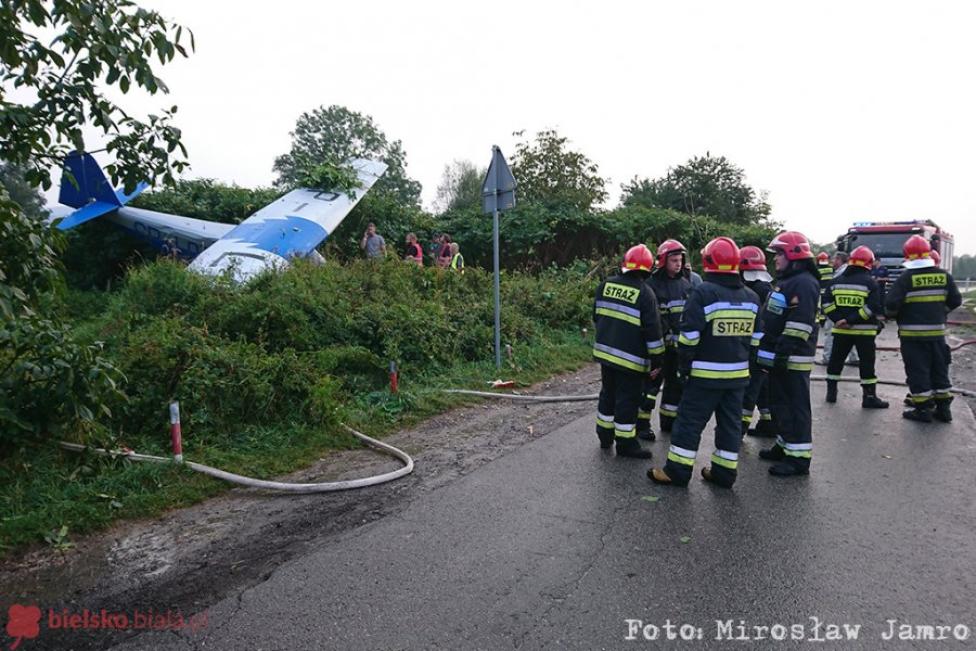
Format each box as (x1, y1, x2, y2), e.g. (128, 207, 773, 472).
(834, 220, 954, 275)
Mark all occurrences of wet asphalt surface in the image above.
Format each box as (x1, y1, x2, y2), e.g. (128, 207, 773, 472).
(100, 330, 976, 651)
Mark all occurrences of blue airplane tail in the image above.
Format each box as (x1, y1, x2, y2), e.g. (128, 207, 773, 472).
(56, 152, 147, 230)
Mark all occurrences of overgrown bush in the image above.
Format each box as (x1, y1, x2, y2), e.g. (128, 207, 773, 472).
(75, 258, 593, 450)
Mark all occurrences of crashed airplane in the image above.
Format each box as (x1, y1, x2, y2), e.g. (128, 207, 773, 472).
(54, 152, 387, 282)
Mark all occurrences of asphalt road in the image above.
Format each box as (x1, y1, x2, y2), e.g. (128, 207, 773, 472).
(115, 337, 976, 650)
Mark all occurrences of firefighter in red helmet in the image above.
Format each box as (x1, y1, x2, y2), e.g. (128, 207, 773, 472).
(638, 239, 693, 440)
(593, 245, 665, 457)
(821, 245, 888, 408)
(885, 235, 961, 422)
(738, 245, 775, 437)
(756, 231, 820, 477)
(648, 237, 760, 488)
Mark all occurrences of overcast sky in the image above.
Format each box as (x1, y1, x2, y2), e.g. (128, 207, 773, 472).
(56, 0, 976, 253)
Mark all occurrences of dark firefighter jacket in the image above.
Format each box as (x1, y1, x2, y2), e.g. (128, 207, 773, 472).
(647, 269, 693, 346)
(593, 272, 665, 373)
(744, 278, 772, 308)
(676, 273, 760, 388)
(756, 264, 820, 372)
(822, 266, 883, 336)
(885, 262, 962, 339)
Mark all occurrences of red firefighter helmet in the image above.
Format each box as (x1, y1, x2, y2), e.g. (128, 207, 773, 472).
(701, 237, 740, 274)
(739, 245, 768, 271)
(767, 231, 813, 261)
(622, 244, 654, 273)
(903, 234, 931, 260)
(931, 249, 941, 266)
(817, 251, 830, 264)
(655, 239, 686, 269)
(848, 245, 875, 268)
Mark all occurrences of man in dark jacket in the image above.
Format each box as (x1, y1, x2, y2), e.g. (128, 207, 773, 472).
(885, 235, 962, 423)
(648, 237, 760, 488)
(757, 231, 821, 477)
(593, 244, 665, 458)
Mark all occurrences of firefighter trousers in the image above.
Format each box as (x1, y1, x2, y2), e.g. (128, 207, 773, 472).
(641, 346, 682, 432)
(900, 338, 952, 407)
(768, 368, 813, 470)
(826, 334, 878, 384)
(664, 380, 745, 486)
(741, 369, 770, 430)
(596, 364, 643, 444)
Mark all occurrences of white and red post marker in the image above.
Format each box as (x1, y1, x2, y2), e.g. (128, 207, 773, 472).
(169, 401, 183, 463)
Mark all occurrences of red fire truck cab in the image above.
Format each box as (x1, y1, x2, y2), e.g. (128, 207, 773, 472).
(834, 220, 954, 274)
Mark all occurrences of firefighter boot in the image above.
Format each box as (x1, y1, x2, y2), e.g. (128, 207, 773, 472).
(750, 416, 777, 438)
(902, 406, 934, 423)
(933, 398, 953, 423)
(759, 444, 786, 461)
(615, 438, 653, 459)
(861, 384, 889, 409)
(825, 380, 838, 404)
(701, 466, 735, 488)
(769, 460, 810, 477)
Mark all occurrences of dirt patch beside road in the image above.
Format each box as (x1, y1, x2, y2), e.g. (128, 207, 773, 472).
(0, 364, 603, 650)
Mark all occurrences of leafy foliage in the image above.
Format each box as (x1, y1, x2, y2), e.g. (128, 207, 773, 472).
(434, 160, 485, 214)
(622, 153, 771, 225)
(130, 178, 280, 225)
(273, 105, 422, 207)
(61, 259, 593, 448)
(0, 0, 193, 191)
(0, 162, 47, 219)
(0, 191, 124, 444)
(511, 129, 607, 212)
(953, 255, 976, 279)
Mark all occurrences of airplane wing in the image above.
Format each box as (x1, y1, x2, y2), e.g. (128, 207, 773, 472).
(187, 159, 386, 282)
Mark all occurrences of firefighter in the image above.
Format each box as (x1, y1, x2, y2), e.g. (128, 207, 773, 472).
(885, 235, 962, 423)
(593, 244, 666, 457)
(738, 245, 775, 437)
(816, 251, 834, 297)
(756, 231, 820, 477)
(821, 245, 888, 408)
(648, 237, 760, 488)
(638, 240, 693, 439)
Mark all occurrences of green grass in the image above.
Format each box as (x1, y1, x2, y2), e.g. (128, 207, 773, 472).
(0, 331, 592, 557)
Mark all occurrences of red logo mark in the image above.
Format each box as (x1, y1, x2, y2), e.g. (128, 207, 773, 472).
(6, 605, 41, 650)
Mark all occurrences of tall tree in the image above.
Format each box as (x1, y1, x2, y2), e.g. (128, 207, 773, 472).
(622, 153, 771, 225)
(0, 0, 191, 442)
(434, 160, 484, 214)
(511, 129, 607, 212)
(273, 105, 422, 207)
(0, 162, 46, 219)
(0, 0, 194, 191)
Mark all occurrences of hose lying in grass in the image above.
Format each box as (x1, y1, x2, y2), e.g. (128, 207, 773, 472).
(59, 424, 413, 493)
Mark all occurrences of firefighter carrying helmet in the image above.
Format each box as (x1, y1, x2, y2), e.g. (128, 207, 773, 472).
(622, 244, 654, 273)
(701, 237, 740, 274)
(848, 245, 875, 268)
(655, 239, 686, 269)
(767, 231, 813, 261)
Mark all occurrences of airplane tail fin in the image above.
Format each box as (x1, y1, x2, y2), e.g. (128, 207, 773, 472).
(56, 152, 148, 230)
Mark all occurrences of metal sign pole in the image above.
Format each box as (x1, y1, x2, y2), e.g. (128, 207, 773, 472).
(493, 191, 501, 369)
